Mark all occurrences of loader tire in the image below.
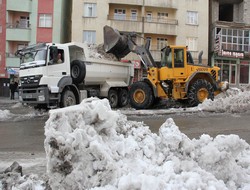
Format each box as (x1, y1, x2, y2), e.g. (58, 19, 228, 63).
(118, 88, 129, 107)
(188, 79, 214, 107)
(71, 60, 86, 84)
(129, 81, 154, 109)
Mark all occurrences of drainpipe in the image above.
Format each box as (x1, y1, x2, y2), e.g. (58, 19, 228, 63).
(236, 58, 240, 88)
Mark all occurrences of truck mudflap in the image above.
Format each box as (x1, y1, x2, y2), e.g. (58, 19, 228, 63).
(19, 86, 51, 105)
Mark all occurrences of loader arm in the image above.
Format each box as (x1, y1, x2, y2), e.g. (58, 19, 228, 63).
(103, 25, 158, 69)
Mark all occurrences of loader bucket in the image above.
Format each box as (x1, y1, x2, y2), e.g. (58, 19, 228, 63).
(103, 25, 131, 59)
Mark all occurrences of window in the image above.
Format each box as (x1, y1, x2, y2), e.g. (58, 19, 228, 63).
(215, 27, 250, 52)
(19, 16, 30, 28)
(157, 12, 168, 23)
(187, 11, 198, 25)
(83, 3, 96, 17)
(114, 9, 126, 20)
(39, 14, 52, 28)
(186, 37, 197, 51)
(17, 44, 28, 51)
(174, 49, 184, 68)
(131, 10, 137, 21)
(146, 12, 152, 22)
(157, 38, 167, 50)
(83, 31, 96, 44)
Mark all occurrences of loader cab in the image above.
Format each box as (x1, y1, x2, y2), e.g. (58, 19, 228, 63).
(161, 46, 187, 78)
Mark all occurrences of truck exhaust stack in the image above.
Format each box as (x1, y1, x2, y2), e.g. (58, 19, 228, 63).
(103, 25, 131, 59)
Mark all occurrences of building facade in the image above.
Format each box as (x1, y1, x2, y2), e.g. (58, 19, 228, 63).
(0, 0, 71, 96)
(210, 0, 250, 87)
(71, 0, 209, 81)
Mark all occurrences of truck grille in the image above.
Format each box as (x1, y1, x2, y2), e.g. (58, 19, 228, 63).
(20, 75, 42, 87)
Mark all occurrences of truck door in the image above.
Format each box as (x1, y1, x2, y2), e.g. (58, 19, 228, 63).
(173, 48, 186, 78)
(47, 48, 67, 77)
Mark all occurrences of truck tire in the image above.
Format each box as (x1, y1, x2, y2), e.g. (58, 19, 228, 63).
(188, 79, 214, 107)
(61, 89, 76, 107)
(108, 89, 118, 108)
(118, 88, 129, 107)
(129, 81, 154, 109)
(71, 60, 86, 84)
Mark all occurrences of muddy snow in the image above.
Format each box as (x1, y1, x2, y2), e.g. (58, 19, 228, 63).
(1, 86, 250, 189)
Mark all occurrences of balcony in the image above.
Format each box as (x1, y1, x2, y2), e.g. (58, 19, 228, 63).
(6, 54, 20, 68)
(108, 15, 143, 33)
(144, 0, 177, 8)
(6, 24, 31, 42)
(144, 19, 178, 35)
(109, 0, 143, 6)
(7, 0, 32, 12)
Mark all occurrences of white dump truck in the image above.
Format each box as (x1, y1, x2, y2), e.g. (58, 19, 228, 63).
(17, 42, 134, 109)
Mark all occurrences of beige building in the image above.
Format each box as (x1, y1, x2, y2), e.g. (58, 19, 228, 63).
(72, 0, 209, 65)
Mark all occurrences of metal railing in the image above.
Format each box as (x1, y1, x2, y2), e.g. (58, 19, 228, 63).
(6, 22, 30, 29)
(107, 15, 178, 25)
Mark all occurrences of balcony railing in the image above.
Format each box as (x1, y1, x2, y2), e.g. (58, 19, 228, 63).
(6, 22, 30, 29)
(109, 0, 143, 6)
(107, 15, 178, 35)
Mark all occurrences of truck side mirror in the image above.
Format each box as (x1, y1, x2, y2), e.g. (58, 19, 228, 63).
(49, 46, 58, 63)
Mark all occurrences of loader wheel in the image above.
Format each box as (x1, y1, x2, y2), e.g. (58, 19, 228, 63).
(188, 79, 214, 107)
(129, 81, 154, 109)
(118, 88, 129, 107)
(61, 89, 76, 107)
(108, 89, 118, 108)
(71, 60, 86, 84)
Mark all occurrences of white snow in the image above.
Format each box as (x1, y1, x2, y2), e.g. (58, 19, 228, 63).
(1, 86, 250, 189)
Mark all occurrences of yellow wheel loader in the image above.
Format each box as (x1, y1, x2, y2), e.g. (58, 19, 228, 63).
(103, 25, 228, 109)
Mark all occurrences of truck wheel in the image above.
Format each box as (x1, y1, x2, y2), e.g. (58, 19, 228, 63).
(61, 89, 76, 107)
(108, 89, 118, 108)
(129, 81, 154, 109)
(71, 60, 86, 84)
(188, 79, 214, 107)
(118, 88, 128, 107)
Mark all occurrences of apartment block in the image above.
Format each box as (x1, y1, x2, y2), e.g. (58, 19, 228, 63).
(210, 0, 250, 87)
(72, 0, 209, 81)
(0, 0, 71, 96)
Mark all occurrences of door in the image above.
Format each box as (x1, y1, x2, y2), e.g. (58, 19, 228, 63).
(173, 48, 186, 78)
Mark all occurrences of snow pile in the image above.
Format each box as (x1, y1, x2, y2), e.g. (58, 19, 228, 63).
(0, 161, 46, 190)
(199, 85, 250, 113)
(44, 98, 250, 190)
(0, 109, 13, 121)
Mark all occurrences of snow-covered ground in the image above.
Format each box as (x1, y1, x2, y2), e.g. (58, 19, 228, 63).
(1, 86, 250, 189)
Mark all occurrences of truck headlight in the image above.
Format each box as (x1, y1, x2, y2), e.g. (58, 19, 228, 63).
(38, 95, 45, 102)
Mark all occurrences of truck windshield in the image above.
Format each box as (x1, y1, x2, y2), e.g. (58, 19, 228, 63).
(21, 49, 47, 63)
